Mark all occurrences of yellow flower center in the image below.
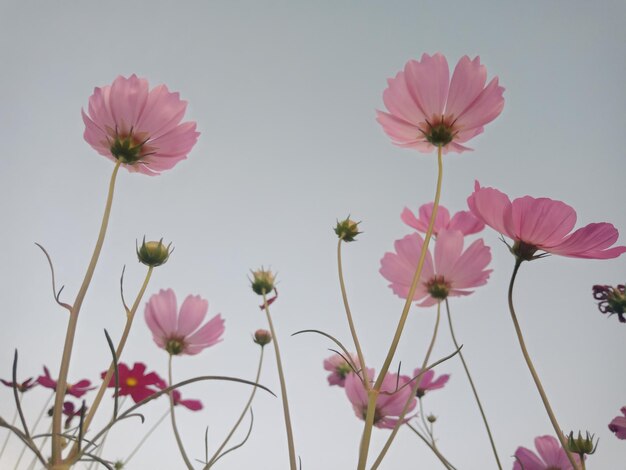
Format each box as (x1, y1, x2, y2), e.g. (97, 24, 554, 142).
(126, 377, 138, 387)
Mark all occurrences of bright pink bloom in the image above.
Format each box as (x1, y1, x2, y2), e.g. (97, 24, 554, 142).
(401, 202, 484, 236)
(413, 368, 450, 398)
(468, 182, 626, 260)
(609, 407, 626, 439)
(344, 369, 416, 429)
(513, 435, 583, 470)
(380, 229, 492, 307)
(82, 75, 199, 175)
(102, 362, 165, 404)
(37, 367, 95, 398)
(145, 289, 225, 355)
(323, 353, 360, 387)
(377, 53, 504, 153)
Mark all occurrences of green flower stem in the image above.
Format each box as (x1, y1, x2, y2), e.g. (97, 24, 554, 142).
(262, 291, 297, 470)
(337, 239, 369, 386)
(357, 144, 444, 470)
(205, 346, 265, 468)
(51, 161, 121, 467)
(445, 299, 502, 470)
(168, 355, 194, 470)
(371, 301, 442, 470)
(507, 259, 580, 470)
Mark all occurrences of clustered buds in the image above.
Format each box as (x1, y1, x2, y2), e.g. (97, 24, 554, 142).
(137, 238, 172, 267)
(592, 284, 626, 323)
(253, 329, 272, 346)
(334, 217, 361, 242)
(566, 430, 598, 457)
(250, 268, 276, 296)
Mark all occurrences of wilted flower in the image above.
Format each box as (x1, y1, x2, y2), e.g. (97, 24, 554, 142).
(413, 368, 450, 398)
(0, 377, 36, 393)
(250, 268, 276, 296)
(377, 53, 504, 153)
(513, 435, 583, 470)
(253, 329, 273, 346)
(468, 181, 626, 261)
(102, 362, 165, 404)
(401, 202, 483, 237)
(323, 353, 360, 387)
(344, 369, 416, 429)
(137, 238, 172, 267)
(380, 229, 492, 307)
(37, 366, 95, 398)
(592, 284, 626, 323)
(334, 217, 362, 242)
(608, 407, 626, 440)
(145, 289, 225, 355)
(82, 75, 199, 175)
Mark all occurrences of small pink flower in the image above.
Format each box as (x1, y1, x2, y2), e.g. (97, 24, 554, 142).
(413, 368, 450, 398)
(513, 435, 582, 470)
(609, 407, 626, 439)
(82, 75, 199, 175)
(380, 229, 492, 307)
(145, 289, 225, 356)
(468, 181, 626, 260)
(172, 390, 203, 411)
(401, 202, 484, 236)
(323, 353, 360, 387)
(377, 53, 504, 153)
(102, 362, 165, 404)
(344, 369, 416, 429)
(37, 366, 95, 398)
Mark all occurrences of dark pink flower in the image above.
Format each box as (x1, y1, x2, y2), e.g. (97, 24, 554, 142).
(102, 362, 165, 404)
(593, 284, 626, 323)
(609, 407, 626, 440)
(82, 75, 199, 175)
(62, 401, 86, 429)
(468, 181, 626, 261)
(513, 435, 583, 470)
(145, 289, 225, 356)
(401, 202, 484, 237)
(344, 369, 416, 429)
(37, 367, 95, 398)
(377, 53, 504, 153)
(380, 229, 492, 307)
(413, 368, 450, 398)
(323, 353, 360, 387)
(0, 377, 36, 393)
(172, 390, 203, 411)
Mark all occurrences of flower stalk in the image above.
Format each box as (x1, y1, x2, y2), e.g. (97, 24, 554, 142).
(168, 355, 194, 470)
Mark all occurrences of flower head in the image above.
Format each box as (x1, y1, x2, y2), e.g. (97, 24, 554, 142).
(37, 367, 95, 398)
(380, 229, 492, 307)
(609, 407, 626, 440)
(413, 368, 450, 398)
(0, 377, 37, 393)
(137, 238, 172, 267)
(345, 369, 416, 429)
(145, 289, 225, 356)
(592, 284, 626, 323)
(323, 353, 360, 387)
(401, 202, 484, 237)
(377, 53, 504, 153)
(253, 329, 273, 346)
(102, 362, 165, 404)
(513, 435, 583, 470)
(468, 181, 626, 261)
(250, 268, 276, 296)
(334, 217, 362, 242)
(82, 75, 199, 175)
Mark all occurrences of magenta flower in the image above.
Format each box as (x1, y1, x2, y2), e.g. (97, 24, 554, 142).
(82, 75, 199, 175)
(37, 366, 95, 398)
(513, 435, 583, 470)
(609, 407, 626, 440)
(172, 390, 203, 411)
(468, 181, 626, 261)
(401, 202, 484, 236)
(380, 229, 492, 307)
(323, 353, 360, 387)
(413, 368, 450, 398)
(102, 362, 165, 404)
(145, 289, 225, 355)
(345, 369, 416, 429)
(61, 401, 87, 429)
(0, 377, 36, 393)
(377, 53, 504, 153)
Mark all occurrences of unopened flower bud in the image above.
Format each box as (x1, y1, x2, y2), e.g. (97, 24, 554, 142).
(137, 238, 172, 267)
(427, 414, 437, 423)
(334, 217, 361, 242)
(253, 329, 272, 346)
(566, 430, 598, 456)
(250, 268, 276, 295)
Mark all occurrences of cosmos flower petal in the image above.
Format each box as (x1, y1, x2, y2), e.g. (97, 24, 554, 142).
(382, 70, 427, 124)
(183, 314, 225, 352)
(108, 75, 149, 132)
(176, 295, 208, 337)
(376, 110, 423, 144)
(145, 289, 178, 340)
(510, 196, 577, 247)
(448, 210, 484, 235)
(513, 446, 545, 470)
(404, 53, 450, 119)
(467, 181, 514, 237)
(434, 229, 464, 278)
(447, 238, 492, 288)
(454, 76, 505, 132)
(547, 223, 626, 259)
(445, 55, 487, 120)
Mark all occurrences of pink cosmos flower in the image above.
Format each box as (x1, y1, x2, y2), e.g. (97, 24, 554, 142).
(37, 366, 95, 398)
(401, 202, 484, 236)
(377, 53, 504, 153)
(609, 407, 626, 439)
(413, 368, 450, 398)
(513, 435, 583, 470)
(102, 362, 165, 404)
(344, 369, 416, 429)
(323, 353, 360, 387)
(145, 289, 225, 355)
(467, 182, 626, 260)
(380, 229, 492, 307)
(82, 75, 199, 175)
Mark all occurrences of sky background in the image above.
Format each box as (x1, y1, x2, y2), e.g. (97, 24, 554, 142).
(1, 1, 625, 469)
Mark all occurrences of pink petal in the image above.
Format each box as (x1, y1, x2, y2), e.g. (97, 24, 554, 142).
(183, 314, 225, 354)
(448, 210, 484, 235)
(176, 295, 208, 337)
(454, 77, 505, 132)
(382, 70, 427, 124)
(446, 237, 492, 289)
(404, 53, 449, 120)
(434, 229, 464, 278)
(144, 289, 178, 341)
(510, 196, 577, 247)
(534, 435, 566, 467)
(445, 56, 487, 121)
(512, 446, 545, 470)
(548, 223, 626, 259)
(376, 110, 423, 144)
(108, 75, 149, 133)
(417, 203, 451, 235)
(400, 207, 422, 231)
(135, 84, 187, 139)
(467, 181, 514, 238)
